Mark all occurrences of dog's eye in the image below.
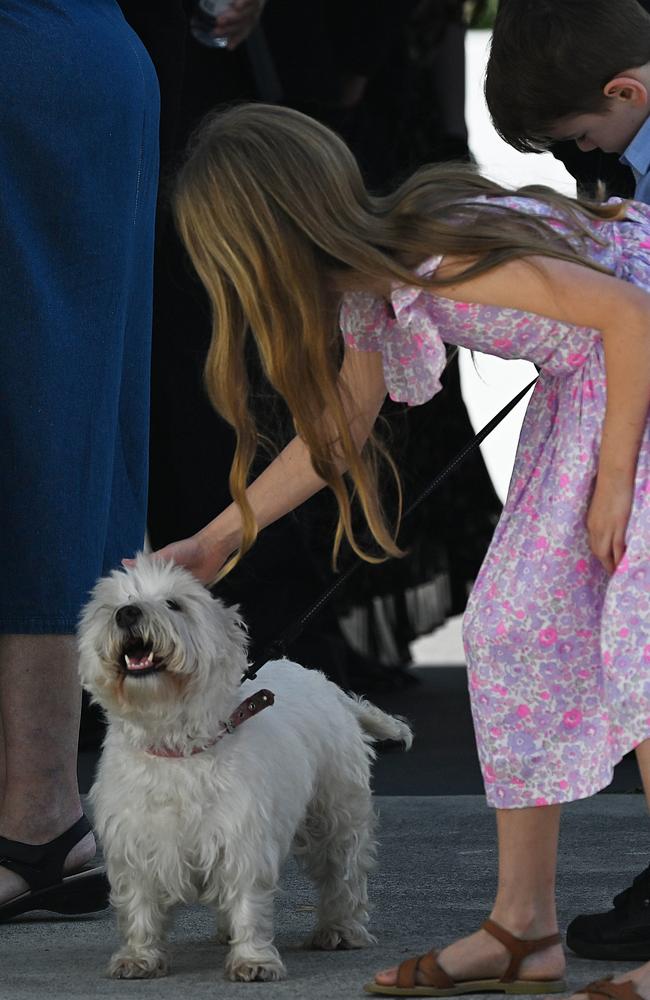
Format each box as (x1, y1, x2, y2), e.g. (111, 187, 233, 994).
(165, 599, 182, 611)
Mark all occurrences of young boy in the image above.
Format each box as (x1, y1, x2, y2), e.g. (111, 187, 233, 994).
(486, 0, 650, 202)
(485, 0, 650, 970)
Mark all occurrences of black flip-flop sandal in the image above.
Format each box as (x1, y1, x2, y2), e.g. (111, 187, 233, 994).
(0, 814, 109, 922)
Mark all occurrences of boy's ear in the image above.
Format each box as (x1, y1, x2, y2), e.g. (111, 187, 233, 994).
(603, 76, 648, 106)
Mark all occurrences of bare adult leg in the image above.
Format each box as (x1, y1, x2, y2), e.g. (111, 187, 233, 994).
(373, 804, 565, 987)
(0, 634, 95, 905)
(0, 708, 5, 812)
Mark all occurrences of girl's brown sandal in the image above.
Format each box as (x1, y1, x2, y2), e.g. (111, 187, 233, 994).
(574, 977, 644, 1000)
(363, 918, 566, 997)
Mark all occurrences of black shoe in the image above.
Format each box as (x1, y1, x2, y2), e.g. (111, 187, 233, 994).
(566, 863, 650, 960)
(0, 814, 109, 922)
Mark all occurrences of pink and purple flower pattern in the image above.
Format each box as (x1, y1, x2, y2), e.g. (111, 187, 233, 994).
(340, 196, 650, 808)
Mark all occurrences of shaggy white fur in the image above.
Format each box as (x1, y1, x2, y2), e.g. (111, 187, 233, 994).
(78, 556, 412, 982)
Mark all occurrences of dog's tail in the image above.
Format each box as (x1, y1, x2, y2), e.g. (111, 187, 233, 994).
(341, 691, 413, 750)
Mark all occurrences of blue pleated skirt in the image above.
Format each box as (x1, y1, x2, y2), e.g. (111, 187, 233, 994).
(0, 0, 159, 632)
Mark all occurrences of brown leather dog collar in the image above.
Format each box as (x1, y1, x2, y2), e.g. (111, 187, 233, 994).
(145, 689, 275, 758)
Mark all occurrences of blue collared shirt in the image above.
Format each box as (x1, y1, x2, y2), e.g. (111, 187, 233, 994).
(620, 115, 650, 203)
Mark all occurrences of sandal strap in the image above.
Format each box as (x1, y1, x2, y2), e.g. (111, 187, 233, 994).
(581, 979, 643, 1000)
(0, 814, 91, 891)
(481, 918, 561, 983)
(396, 956, 420, 989)
(396, 951, 455, 990)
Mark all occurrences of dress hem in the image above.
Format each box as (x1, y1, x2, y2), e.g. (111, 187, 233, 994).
(484, 744, 644, 809)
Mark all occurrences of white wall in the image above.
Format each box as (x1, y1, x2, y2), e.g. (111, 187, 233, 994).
(460, 29, 575, 503)
(411, 30, 576, 664)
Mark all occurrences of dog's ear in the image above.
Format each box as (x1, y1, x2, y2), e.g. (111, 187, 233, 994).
(223, 602, 249, 648)
(211, 598, 250, 670)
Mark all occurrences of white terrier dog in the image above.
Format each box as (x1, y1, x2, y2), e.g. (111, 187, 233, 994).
(78, 556, 412, 982)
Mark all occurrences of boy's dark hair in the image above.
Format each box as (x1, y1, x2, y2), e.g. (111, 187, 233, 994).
(485, 0, 650, 152)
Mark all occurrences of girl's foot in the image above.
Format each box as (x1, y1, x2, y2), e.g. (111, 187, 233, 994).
(572, 962, 650, 1000)
(373, 922, 566, 989)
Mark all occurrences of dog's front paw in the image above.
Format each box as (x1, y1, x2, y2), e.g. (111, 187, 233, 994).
(108, 949, 169, 979)
(305, 925, 376, 950)
(226, 955, 286, 982)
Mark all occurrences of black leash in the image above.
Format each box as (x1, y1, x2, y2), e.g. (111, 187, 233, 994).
(242, 375, 538, 682)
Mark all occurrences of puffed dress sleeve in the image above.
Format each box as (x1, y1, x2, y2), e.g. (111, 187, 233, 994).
(339, 257, 448, 406)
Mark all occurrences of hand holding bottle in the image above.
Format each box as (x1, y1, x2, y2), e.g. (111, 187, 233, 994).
(191, 0, 266, 51)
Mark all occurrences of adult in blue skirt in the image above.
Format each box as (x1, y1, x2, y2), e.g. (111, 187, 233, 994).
(0, 0, 159, 919)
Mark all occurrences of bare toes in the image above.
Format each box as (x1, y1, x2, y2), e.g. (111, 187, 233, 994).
(374, 966, 398, 985)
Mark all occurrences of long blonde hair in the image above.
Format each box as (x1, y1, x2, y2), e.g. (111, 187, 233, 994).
(174, 103, 624, 578)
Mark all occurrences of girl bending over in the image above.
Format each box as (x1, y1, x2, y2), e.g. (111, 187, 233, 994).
(151, 104, 650, 1000)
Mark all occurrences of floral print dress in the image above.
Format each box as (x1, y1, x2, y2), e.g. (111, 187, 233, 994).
(340, 195, 650, 808)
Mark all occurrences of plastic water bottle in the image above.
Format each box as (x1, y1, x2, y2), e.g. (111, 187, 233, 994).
(190, 0, 232, 49)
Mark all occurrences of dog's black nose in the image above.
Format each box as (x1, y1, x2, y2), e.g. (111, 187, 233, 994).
(115, 604, 142, 629)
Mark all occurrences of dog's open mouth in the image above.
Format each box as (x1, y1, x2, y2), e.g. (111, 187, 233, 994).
(120, 640, 166, 678)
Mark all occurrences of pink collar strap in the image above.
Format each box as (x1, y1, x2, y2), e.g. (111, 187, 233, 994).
(145, 688, 275, 758)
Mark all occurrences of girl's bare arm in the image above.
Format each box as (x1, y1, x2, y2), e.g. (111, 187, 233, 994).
(149, 346, 388, 584)
(438, 255, 650, 570)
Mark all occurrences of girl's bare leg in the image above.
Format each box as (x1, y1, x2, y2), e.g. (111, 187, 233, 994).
(635, 740, 650, 815)
(373, 804, 565, 987)
(0, 634, 95, 904)
(569, 740, 650, 999)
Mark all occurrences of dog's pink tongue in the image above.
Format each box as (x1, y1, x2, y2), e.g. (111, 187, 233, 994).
(126, 654, 151, 671)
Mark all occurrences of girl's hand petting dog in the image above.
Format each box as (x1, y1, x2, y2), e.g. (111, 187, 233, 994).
(586, 474, 633, 575)
(124, 532, 229, 587)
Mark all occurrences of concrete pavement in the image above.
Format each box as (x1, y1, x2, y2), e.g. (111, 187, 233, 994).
(2, 794, 647, 999)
